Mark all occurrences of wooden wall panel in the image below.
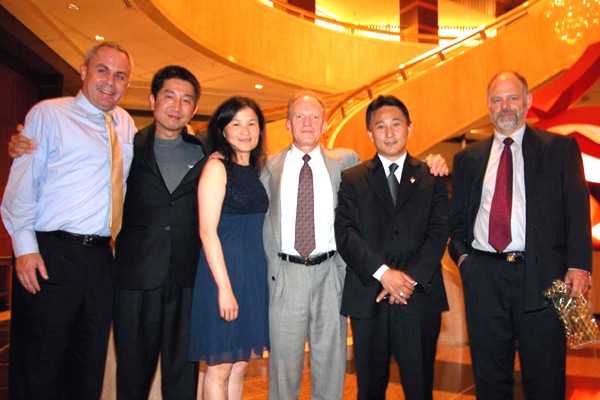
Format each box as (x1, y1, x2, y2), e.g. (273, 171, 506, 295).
(0, 62, 38, 257)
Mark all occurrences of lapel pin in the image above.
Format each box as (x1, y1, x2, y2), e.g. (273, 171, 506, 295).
(409, 176, 416, 184)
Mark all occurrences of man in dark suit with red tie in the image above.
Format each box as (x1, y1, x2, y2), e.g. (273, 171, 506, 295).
(449, 71, 593, 399)
(335, 95, 449, 400)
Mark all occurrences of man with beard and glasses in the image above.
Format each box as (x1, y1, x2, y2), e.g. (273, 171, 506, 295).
(448, 71, 592, 399)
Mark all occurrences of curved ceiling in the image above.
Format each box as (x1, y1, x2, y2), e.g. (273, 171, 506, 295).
(0, 0, 311, 116)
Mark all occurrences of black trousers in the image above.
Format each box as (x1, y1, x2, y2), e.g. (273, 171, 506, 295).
(461, 252, 566, 400)
(351, 305, 441, 400)
(9, 232, 114, 400)
(113, 272, 196, 400)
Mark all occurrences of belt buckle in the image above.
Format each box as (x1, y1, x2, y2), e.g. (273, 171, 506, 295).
(506, 253, 516, 263)
(82, 235, 95, 246)
(303, 257, 313, 266)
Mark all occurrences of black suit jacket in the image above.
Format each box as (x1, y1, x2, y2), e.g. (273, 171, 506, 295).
(448, 126, 592, 311)
(115, 124, 207, 290)
(336, 154, 450, 319)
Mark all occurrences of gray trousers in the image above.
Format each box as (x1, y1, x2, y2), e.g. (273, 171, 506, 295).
(268, 257, 347, 399)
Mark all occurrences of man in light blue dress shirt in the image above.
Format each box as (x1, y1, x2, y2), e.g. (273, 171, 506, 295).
(1, 42, 135, 400)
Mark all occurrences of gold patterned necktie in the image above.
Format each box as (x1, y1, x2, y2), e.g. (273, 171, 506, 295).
(103, 112, 124, 240)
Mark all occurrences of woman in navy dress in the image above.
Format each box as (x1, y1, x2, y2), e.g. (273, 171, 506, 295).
(189, 97, 269, 399)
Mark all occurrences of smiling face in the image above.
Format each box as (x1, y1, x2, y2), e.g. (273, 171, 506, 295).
(150, 78, 198, 139)
(223, 107, 261, 162)
(286, 95, 327, 153)
(487, 72, 532, 136)
(368, 105, 412, 161)
(80, 45, 132, 111)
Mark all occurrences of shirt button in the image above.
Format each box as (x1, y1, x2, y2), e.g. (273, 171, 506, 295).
(165, 226, 171, 231)
(169, 201, 175, 207)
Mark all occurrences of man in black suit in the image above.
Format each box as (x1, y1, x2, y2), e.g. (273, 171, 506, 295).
(113, 66, 205, 399)
(449, 71, 592, 399)
(335, 95, 449, 400)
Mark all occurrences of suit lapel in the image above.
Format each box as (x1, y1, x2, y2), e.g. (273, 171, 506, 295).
(366, 157, 396, 215)
(265, 148, 288, 249)
(136, 125, 162, 179)
(322, 147, 342, 207)
(396, 155, 419, 211)
(469, 138, 494, 220)
(522, 126, 544, 206)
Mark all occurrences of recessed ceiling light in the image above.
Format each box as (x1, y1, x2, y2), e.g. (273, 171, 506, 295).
(254, 84, 263, 90)
(66, 3, 80, 11)
(95, 35, 105, 41)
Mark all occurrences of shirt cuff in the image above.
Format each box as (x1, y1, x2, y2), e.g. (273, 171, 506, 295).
(568, 267, 591, 275)
(373, 265, 390, 281)
(12, 230, 40, 257)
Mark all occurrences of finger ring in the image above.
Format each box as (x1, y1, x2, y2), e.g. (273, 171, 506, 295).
(399, 291, 404, 297)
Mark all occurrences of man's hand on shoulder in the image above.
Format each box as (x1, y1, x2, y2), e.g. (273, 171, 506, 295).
(15, 253, 48, 294)
(425, 154, 449, 176)
(9, 124, 36, 158)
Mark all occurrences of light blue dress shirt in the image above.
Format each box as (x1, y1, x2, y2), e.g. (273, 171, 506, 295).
(1, 91, 135, 257)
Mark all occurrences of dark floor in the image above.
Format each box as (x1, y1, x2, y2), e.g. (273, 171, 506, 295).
(0, 318, 598, 399)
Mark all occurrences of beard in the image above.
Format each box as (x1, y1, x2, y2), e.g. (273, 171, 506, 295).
(494, 111, 521, 132)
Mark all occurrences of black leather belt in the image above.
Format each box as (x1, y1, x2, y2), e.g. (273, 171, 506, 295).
(279, 251, 336, 266)
(476, 250, 525, 263)
(40, 230, 111, 246)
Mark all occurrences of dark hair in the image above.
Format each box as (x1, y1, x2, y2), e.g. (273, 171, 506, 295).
(366, 95, 411, 127)
(151, 65, 201, 104)
(208, 96, 266, 171)
(487, 71, 529, 96)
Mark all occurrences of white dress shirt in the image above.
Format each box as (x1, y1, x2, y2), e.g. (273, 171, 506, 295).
(280, 145, 336, 256)
(472, 126, 527, 253)
(1, 92, 135, 256)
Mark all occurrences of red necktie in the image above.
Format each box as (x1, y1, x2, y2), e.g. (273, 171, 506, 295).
(489, 137, 514, 252)
(295, 154, 315, 259)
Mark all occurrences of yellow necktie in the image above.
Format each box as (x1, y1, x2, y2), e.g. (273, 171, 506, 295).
(103, 112, 123, 240)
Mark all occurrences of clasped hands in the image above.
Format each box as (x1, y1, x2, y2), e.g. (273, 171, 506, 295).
(376, 269, 416, 305)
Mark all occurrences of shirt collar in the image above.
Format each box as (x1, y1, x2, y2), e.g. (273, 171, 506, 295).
(75, 91, 119, 124)
(290, 144, 323, 162)
(377, 152, 407, 175)
(493, 125, 525, 149)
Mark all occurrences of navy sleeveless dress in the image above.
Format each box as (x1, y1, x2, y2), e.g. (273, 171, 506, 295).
(189, 160, 269, 365)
